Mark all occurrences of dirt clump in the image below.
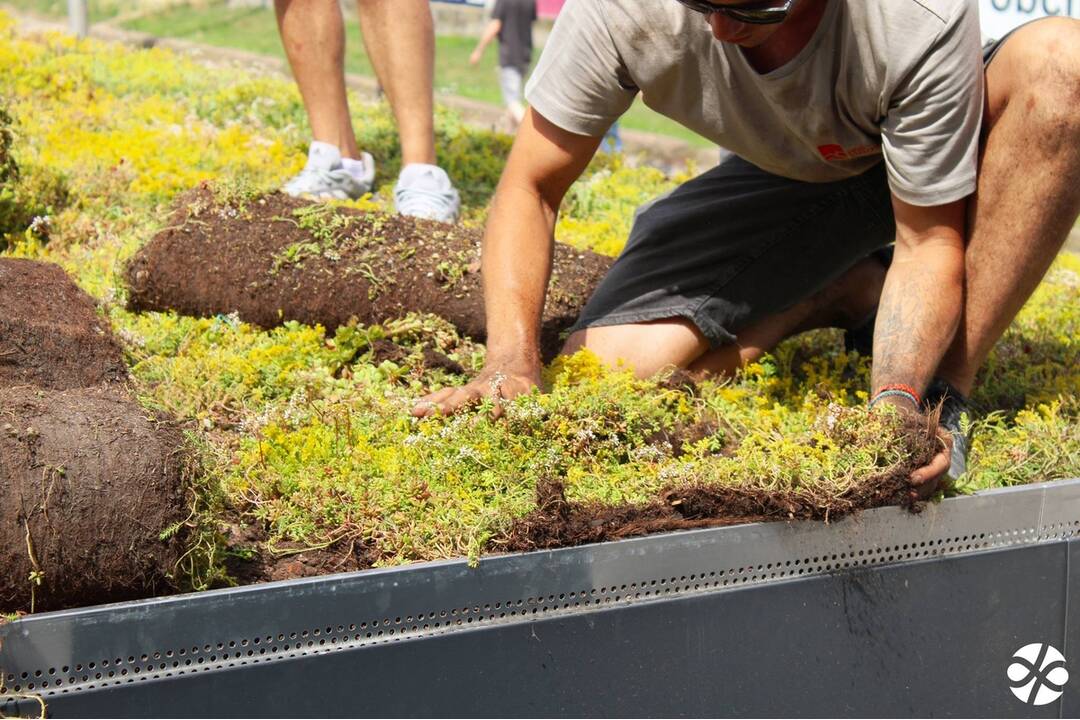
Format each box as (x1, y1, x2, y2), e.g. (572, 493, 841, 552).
(0, 258, 128, 390)
(125, 187, 613, 359)
(0, 385, 187, 612)
(0, 259, 190, 613)
(501, 412, 940, 552)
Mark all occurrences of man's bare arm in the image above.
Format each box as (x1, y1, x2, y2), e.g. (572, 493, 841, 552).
(873, 194, 967, 488)
(469, 19, 502, 65)
(412, 109, 602, 417)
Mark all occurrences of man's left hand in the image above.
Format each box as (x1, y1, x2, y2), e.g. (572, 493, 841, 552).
(910, 422, 952, 500)
(875, 396, 952, 500)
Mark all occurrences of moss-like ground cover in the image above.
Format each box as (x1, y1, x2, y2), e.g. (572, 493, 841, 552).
(1, 16, 1077, 590)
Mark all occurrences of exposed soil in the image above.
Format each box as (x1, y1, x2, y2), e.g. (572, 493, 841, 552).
(501, 412, 940, 552)
(0, 385, 188, 612)
(646, 417, 723, 458)
(125, 187, 614, 359)
(220, 519, 371, 585)
(228, 545, 370, 585)
(368, 337, 466, 376)
(0, 258, 128, 390)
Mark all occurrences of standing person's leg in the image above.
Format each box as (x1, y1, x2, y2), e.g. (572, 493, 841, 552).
(934, 18, 1080, 396)
(498, 65, 527, 126)
(275, 0, 375, 200)
(275, 0, 358, 158)
(357, 0, 460, 222)
(356, 0, 436, 166)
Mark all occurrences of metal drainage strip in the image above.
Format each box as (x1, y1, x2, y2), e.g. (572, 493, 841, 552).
(2, 479, 1079, 702)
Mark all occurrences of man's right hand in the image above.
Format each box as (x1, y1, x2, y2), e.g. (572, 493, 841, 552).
(411, 362, 541, 418)
(409, 110, 602, 420)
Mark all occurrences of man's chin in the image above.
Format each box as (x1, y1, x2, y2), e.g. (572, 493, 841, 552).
(710, 25, 770, 47)
(716, 34, 767, 48)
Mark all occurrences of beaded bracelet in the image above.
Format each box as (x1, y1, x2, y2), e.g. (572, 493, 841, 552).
(869, 388, 920, 410)
(878, 383, 922, 405)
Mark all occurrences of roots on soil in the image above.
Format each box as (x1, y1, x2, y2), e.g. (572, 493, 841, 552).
(0, 386, 187, 612)
(501, 411, 941, 552)
(0, 259, 189, 613)
(125, 187, 614, 359)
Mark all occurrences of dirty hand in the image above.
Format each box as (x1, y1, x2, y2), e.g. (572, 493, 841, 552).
(412, 362, 541, 419)
(910, 423, 952, 500)
(875, 396, 952, 499)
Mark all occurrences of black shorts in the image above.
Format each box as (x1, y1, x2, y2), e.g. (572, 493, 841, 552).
(569, 30, 1018, 348)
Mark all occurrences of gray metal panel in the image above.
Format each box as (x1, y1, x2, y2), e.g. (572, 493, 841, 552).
(2, 479, 1079, 717)
(1062, 539, 1080, 719)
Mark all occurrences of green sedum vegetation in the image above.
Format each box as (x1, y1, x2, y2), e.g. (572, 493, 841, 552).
(1, 14, 1076, 588)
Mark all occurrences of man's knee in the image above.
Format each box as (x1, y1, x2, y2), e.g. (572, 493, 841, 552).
(558, 319, 710, 378)
(989, 18, 1080, 140)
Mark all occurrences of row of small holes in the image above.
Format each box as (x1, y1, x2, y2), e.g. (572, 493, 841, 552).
(5, 519, 1078, 695)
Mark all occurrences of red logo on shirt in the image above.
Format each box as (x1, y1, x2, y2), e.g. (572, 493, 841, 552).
(818, 143, 881, 161)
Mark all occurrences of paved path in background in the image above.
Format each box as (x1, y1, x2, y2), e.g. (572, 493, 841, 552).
(7, 7, 719, 172)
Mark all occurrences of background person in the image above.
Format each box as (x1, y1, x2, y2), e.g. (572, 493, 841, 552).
(470, 0, 538, 127)
(276, 0, 460, 223)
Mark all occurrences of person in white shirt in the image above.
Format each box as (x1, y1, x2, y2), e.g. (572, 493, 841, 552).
(415, 0, 1080, 490)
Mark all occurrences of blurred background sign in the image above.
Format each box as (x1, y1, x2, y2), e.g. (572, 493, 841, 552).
(536, 0, 565, 18)
(979, 0, 1080, 39)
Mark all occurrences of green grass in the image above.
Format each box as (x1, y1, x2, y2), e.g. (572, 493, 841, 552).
(2, 0, 711, 147)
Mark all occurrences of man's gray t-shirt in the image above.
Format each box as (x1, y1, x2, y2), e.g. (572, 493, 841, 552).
(493, 0, 537, 70)
(525, 0, 984, 206)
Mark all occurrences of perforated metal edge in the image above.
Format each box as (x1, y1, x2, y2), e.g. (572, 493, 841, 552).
(2, 478, 1078, 704)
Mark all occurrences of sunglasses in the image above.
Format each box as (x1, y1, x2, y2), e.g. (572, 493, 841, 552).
(674, 0, 798, 25)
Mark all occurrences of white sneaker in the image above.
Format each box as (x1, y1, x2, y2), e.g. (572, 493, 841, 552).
(393, 164, 460, 223)
(282, 141, 375, 201)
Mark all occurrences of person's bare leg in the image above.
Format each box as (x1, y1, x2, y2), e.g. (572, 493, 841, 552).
(355, 0, 437, 166)
(935, 18, 1080, 395)
(561, 255, 887, 378)
(274, 0, 360, 158)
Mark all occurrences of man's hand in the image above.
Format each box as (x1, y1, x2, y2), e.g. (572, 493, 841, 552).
(911, 424, 952, 499)
(868, 195, 965, 497)
(409, 109, 601, 420)
(412, 361, 542, 419)
(471, 19, 502, 67)
(873, 395, 952, 500)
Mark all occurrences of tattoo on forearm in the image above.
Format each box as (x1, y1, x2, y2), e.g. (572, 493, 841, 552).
(871, 257, 961, 397)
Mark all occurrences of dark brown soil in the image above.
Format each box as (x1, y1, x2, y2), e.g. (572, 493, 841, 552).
(501, 413, 940, 552)
(228, 545, 370, 585)
(125, 187, 613, 359)
(0, 258, 128, 390)
(646, 417, 722, 457)
(368, 338, 466, 376)
(220, 519, 371, 585)
(0, 385, 188, 612)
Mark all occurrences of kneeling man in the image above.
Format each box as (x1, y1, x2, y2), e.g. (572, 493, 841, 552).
(415, 0, 1080, 489)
